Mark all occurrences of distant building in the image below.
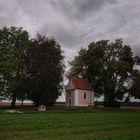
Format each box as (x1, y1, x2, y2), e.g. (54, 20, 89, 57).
(65, 77, 94, 107)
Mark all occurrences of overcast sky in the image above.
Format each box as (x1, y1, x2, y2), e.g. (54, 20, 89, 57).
(1, 0, 140, 102)
(0, 0, 140, 63)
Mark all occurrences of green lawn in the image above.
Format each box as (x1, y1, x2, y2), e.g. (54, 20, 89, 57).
(0, 108, 140, 140)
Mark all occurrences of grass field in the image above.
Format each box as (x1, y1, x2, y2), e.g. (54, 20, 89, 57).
(0, 107, 140, 140)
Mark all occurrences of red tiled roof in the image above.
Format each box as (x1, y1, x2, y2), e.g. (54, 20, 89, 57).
(66, 77, 92, 91)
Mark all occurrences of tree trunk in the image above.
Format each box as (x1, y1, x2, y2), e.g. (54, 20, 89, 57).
(103, 87, 120, 107)
(11, 93, 16, 108)
(124, 93, 130, 102)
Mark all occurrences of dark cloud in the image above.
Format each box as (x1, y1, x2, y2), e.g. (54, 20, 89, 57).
(0, 0, 140, 59)
(50, 0, 116, 20)
(39, 21, 86, 48)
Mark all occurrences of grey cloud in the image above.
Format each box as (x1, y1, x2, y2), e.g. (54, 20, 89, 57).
(0, 0, 19, 27)
(39, 22, 84, 47)
(74, 0, 115, 15)
(15, 0, 117, 48)
(51, 0, 116, 20)
(0, 0, 140, 59)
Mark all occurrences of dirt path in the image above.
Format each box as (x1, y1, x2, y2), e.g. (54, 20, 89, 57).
(4, 109, 24, 113)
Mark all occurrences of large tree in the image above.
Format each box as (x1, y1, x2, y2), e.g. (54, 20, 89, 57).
(69, 39, 139, 107)
(0, 26, 30, 107)
(26, 34, 64, 106)
(130, 70, 140, 99)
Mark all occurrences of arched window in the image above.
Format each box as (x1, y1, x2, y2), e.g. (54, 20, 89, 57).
(84, 92, 86, 99)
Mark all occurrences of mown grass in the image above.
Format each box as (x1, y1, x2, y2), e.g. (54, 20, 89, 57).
(0, 109, 140, 140)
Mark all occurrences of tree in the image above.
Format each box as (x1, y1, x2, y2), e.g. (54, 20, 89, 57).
(25, 34, 64, 106)
(69, 39, 139, 107)
(0, 26, 30, 107)
(130, 70, 140, 99)
(69, 48, 87, 78)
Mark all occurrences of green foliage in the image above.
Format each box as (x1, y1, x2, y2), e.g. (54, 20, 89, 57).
(0, 26, 30, 107)
(130, 70, 140, 99)
(69, 39, 139, 107)
(0, 112, 140, 140)
(25, 34, 64, 106)
(69, 48, 87, 78)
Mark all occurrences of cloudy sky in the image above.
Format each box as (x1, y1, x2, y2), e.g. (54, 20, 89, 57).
(0, 0, 140, 63)
(1, 0, 140, 102)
